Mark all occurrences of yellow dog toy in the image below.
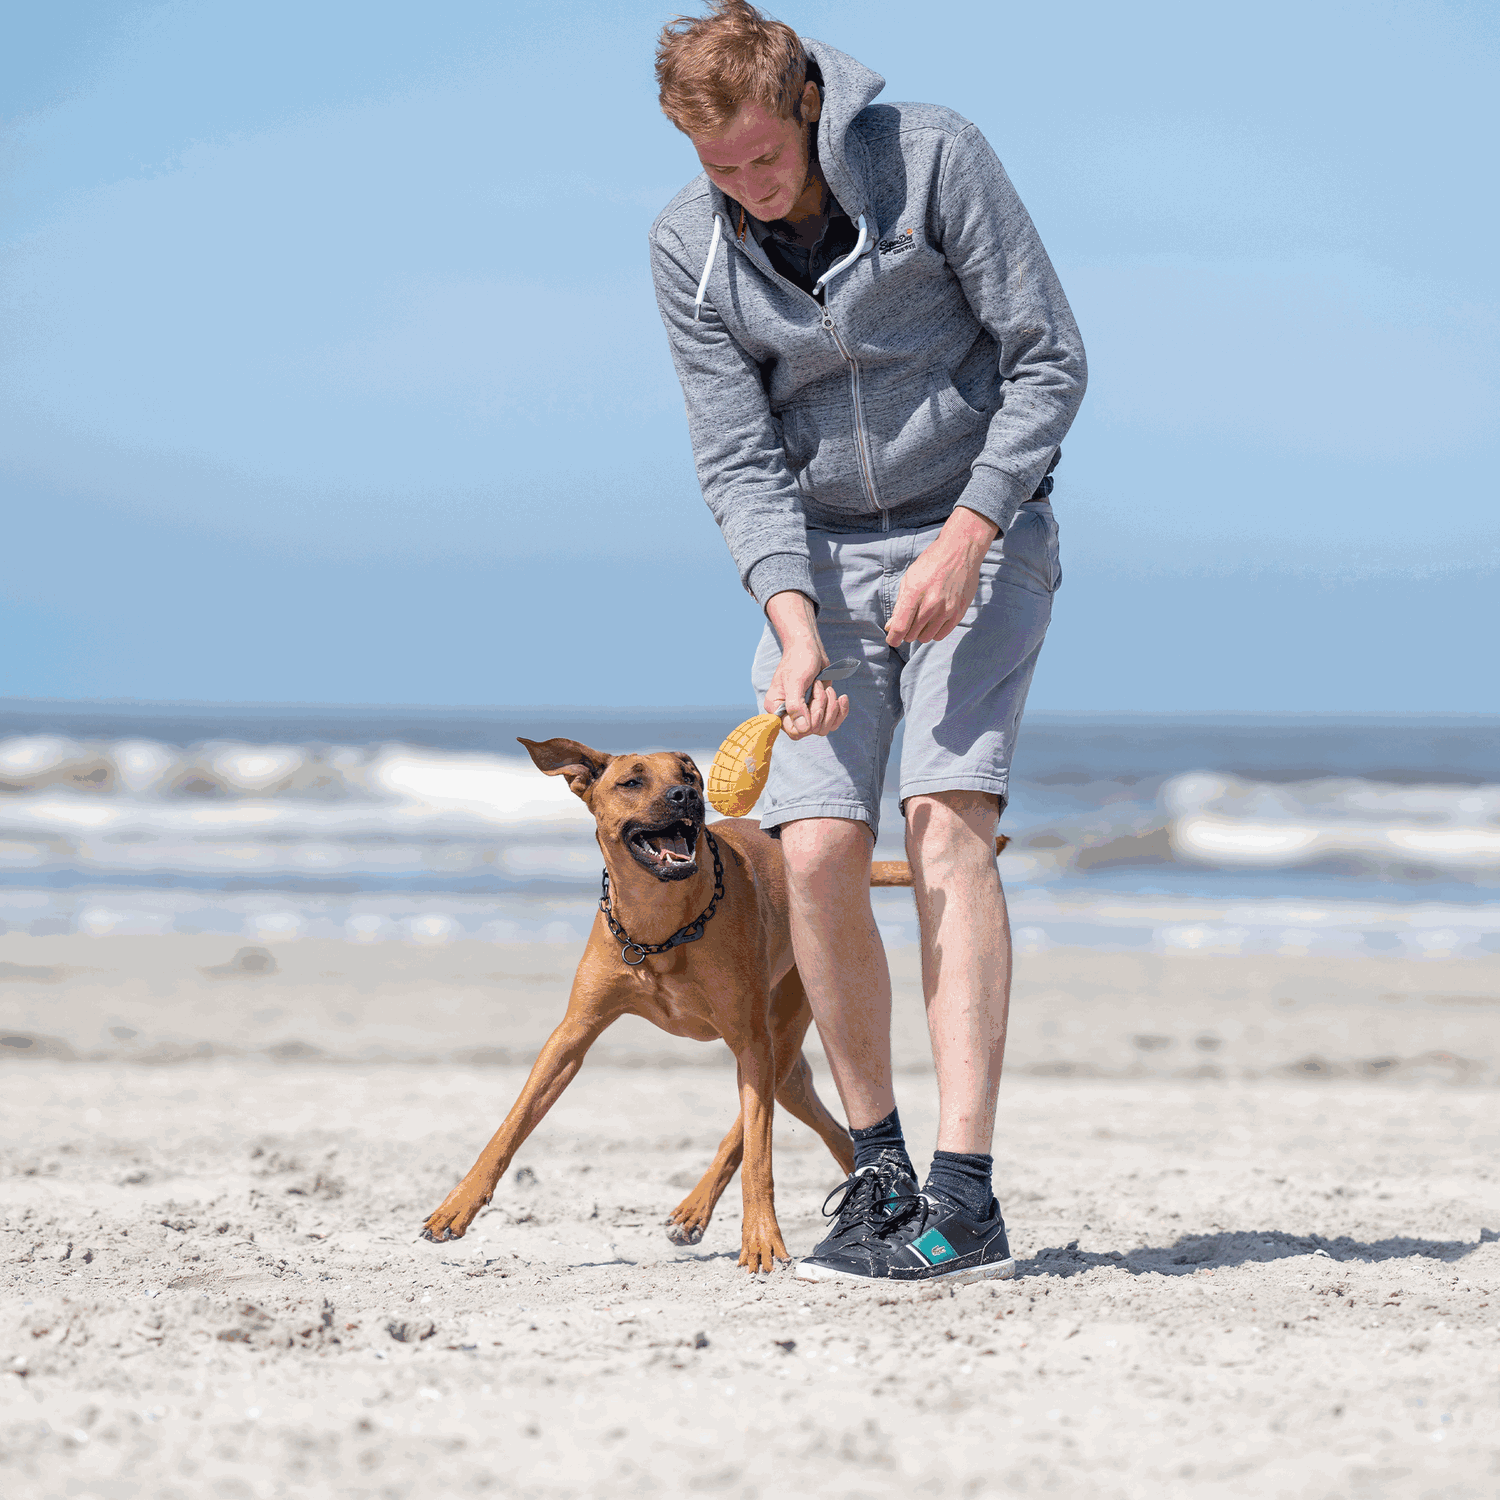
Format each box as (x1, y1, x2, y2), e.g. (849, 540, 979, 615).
(706, 659, 860, 818)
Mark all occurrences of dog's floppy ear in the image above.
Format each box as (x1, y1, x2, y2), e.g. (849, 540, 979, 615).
(517, 737, 614, 800)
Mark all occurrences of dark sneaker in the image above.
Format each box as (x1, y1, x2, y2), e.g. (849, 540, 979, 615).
(794, 1155, 916, 1282)
(880, 1192, 1017, 1284)
(797, 1188, 1016, 1286)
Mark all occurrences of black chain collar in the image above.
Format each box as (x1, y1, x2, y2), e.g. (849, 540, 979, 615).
(600, 828, 725, 966)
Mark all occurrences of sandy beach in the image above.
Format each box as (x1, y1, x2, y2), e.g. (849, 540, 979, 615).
(3, 932, 1498, 1498)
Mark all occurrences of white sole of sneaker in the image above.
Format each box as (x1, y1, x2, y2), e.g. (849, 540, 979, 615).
(793, 1256, 1017, 1286)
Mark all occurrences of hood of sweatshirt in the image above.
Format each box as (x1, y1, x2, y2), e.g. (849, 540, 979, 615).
(803, 40, 886, 226)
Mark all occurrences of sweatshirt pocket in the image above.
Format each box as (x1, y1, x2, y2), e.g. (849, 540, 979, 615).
(865, 369, 992, 505)
(933, 374, 994, 429)
(779, 393, 875, 512)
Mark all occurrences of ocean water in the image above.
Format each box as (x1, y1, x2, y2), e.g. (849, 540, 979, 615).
(1, 700, 1497, 960)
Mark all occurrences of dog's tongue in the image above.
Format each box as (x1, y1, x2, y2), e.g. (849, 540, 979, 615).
(657, 834, 690, 860)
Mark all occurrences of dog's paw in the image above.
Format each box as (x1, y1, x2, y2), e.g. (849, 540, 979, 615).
(421, 1208, 469, 1243)
(664, 1218, 705, 1246)
(737, 1223, 789, 1275)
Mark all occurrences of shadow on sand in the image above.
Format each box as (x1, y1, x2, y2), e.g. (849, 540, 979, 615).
(1016, 1226, 1498, 1279)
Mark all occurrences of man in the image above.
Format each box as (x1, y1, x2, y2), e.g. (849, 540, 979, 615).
(650, 1, 1085, 1283)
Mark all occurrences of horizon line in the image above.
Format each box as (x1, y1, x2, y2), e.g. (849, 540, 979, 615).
(2, 696, 1497, 724)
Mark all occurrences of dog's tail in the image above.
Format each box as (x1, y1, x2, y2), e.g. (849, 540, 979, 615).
(870, 835, 1009, 888)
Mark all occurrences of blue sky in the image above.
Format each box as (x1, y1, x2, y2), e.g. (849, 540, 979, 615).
(2, 0, 1495, 710)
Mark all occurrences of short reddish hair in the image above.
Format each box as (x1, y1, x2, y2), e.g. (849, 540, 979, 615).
(656, 1, 809, 138)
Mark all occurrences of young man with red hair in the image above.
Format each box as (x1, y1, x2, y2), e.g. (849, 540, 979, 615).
(651, 2, 1086, 1284)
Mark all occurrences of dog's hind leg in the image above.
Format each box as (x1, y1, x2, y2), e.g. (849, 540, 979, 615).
(769, 969, 855, 1176)
(775, 1052, 855, 1176)
(665, 1115, 743, 1246)
(664, 1042, 852, 1248)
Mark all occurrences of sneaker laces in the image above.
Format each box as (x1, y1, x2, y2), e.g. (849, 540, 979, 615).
(868, 1188, 934, 1244)
(820, 1161, 909, 1233)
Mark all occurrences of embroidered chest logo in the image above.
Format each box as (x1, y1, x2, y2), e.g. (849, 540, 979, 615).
(878, 228, 917, 256)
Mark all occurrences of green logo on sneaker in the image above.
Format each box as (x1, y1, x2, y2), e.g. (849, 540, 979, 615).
(913, 1228, 956, 1264)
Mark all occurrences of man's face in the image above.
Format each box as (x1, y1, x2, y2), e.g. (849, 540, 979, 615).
(690, 83, 819, 222)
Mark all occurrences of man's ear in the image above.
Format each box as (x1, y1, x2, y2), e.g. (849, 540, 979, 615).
(516, 737, 614, 800)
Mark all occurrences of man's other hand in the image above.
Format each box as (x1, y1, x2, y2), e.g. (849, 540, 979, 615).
(885, 506, 999, 648)
(764, 591, 851, 740)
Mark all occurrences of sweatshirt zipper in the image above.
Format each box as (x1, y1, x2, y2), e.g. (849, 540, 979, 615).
(819, 302, 885, 526)
(726, 232, 885, 528)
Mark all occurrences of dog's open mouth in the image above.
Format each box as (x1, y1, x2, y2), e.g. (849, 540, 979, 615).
(627, 819, 701, 880)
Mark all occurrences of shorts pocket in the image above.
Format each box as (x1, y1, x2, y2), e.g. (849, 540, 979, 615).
(992, 501, 1060, 598)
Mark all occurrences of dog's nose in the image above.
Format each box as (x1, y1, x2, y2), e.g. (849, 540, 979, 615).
(665, 784, 700, 810)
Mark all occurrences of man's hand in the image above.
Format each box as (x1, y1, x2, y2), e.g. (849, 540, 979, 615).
(885, 506, 999, 648)
(764, 591, 851, 741)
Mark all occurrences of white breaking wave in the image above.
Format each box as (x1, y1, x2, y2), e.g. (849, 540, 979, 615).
(1165, 773, 1500, 872)
(0, 734, 603, 817)
(0, 736, 720, 885)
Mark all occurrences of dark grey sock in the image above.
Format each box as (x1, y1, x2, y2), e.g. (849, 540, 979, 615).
(924, 1150, 995, 1219)
(850, 1107, 914, 1178)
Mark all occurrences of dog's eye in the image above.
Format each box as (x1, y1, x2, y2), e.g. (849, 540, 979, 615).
(619, 778, 643, 789)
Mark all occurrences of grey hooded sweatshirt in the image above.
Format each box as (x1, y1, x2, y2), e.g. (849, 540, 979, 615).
(650, 39, 1087, 610)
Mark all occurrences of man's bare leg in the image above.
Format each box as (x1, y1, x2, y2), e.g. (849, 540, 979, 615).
(776, 817, 894, 1131)
(904, 790, 1011, 1152)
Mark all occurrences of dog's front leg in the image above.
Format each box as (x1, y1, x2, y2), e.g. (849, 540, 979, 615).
(422, 1011, 610, 1242)
(734, 1036, 788, 1273)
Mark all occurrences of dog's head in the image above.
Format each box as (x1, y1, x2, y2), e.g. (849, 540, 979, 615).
(517, 737, 707, 883)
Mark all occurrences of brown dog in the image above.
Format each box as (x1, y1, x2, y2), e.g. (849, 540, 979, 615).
(420, 736, 1007, 1272)
(421, 736, 852, 1272)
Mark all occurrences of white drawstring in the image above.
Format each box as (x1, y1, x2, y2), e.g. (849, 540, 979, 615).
(695, 209, 869, 319)
(813, 213, 869, 294)
(693, 214, 724, 323)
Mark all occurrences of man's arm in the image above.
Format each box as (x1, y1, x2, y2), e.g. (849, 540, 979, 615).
(651, 220, 847, 738)
(937, 124, 1087, 536)
(649, 221, 815, 610)
(886, 126, 1086, 648)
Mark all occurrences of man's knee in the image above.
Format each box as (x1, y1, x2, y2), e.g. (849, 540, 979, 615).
(905, 791, 1000, 873)
(778, 817, 874, 884)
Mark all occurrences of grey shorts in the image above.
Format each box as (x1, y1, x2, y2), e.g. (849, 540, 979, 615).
(751, 497, 1060, 841)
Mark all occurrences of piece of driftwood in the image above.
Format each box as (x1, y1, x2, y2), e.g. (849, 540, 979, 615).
(870, 835, 1009, 887)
